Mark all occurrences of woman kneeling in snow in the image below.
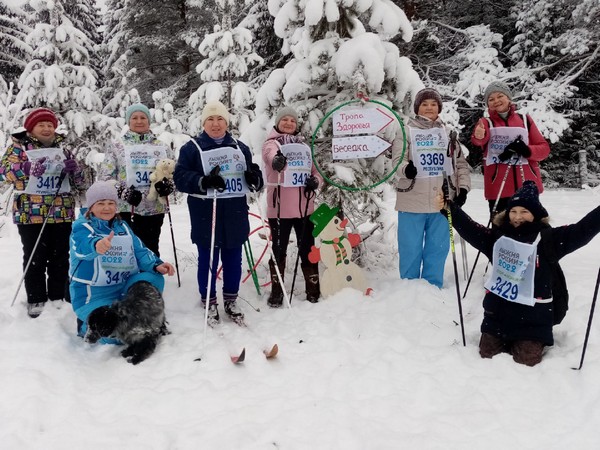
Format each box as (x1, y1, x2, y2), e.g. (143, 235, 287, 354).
(69, 181, 175, 341)
(437, 181, 600, 366)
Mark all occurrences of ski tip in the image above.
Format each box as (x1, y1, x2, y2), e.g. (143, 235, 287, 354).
(194, 357, 202, 362)
(231, 348, 246, 364)
(264, 344, 279, 359)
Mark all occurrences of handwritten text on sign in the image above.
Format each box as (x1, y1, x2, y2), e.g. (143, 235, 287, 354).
(332, 108, 394, 137)
(332, 136, 391, 160)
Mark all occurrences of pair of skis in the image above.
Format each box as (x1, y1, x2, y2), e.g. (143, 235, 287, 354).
(195, 316, 279, 364)
(230, 344, 279, 364)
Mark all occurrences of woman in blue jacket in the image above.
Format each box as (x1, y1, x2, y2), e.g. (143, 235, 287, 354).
(174, 101, 263, 325)
(69, 180, 175, 338)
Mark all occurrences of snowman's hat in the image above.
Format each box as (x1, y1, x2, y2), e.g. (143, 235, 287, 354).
(310, 203, 340, 237)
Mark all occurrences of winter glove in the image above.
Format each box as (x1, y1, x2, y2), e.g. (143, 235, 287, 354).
(404, 160, 417, 179)
(244, 170, 261, 192)
(497, 147, 516, 162)
(304, 175, 319, 194)
(200, 166, 226, 192)
(454, 188, 468, 207)
(21, 161, 32, 176)
(62, 158, 79, 174)
(154, 177, 174, 197)
(123, 185, 143, 207)
(271, 150, 287, 172)
(30, 157, 47, 177)
(504, 136, 531, 158)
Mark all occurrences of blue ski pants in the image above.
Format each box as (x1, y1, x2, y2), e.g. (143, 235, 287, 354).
(397, 211, 449, 288)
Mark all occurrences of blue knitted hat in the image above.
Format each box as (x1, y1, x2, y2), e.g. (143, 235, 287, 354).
(506, 181, 548, 220)
(125, 103, 151, 124)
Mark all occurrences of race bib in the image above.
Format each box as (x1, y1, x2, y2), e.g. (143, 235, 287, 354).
(280, 143, 312, 187)
(23, 148, 71, 195)
(409, 127, 453, 178)
(124, 144, 168, 188)
(484, 235, 540, 306)
(199, 146, 249, 198)
(486, 127, 529, 166)
(95, 231, 139, 286)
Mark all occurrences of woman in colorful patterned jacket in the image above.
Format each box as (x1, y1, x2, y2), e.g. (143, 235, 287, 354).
(471, 81, 550, 216)
(99, 103, 176, 256)
(0, 108, 85, 318)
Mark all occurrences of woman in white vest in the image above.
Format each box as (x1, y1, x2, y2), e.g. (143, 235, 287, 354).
(392, 88, 471, 288)
(437, 181, 600, 366)
(99, 103, 175, 256)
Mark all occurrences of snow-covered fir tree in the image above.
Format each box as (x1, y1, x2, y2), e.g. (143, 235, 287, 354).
(188, 0, 263, 136)
(248, 0, 422, 225)
(16, 0, 103, 156)
(120, 0, 214, 114)
(0, 2, 32, 87)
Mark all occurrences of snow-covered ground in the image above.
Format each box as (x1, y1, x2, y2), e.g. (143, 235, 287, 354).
(1, 178, 599, 449)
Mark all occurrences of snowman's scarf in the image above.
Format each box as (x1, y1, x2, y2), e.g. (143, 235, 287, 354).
(321, 236, 348, 266)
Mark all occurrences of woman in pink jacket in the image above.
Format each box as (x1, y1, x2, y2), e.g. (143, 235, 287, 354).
(262, 107, 322, 307)
(471, 81, 550, 216)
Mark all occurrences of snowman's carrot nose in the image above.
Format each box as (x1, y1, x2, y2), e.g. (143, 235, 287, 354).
(340, 218, 349, 228)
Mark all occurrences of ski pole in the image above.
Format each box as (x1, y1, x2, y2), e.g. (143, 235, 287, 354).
(165, 196, 181, 287)
(11, 171, 67, 307)
(463, 161, 513, 298)
(243, 240, 261, 295)
(289, 190, 315, 304)
(254, 191, 291, 309)
(460, 236, 469, 281)
(201, 189, 218, 355)
(573, 267, 600, 371)
(443, 172, 466, 346)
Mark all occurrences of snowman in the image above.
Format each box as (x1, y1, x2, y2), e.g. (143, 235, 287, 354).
(308, 204, 370, 297)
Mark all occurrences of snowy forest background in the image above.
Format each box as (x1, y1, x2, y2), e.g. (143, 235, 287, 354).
(1, 0, 599, 190)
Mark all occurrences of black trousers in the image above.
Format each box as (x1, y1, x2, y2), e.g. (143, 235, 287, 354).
(120, 212, 165, 256)
(17, 222, 72, 304)
(268, 217, 315, 265)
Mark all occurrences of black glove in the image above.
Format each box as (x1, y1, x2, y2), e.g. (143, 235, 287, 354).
(454, 188, 468, 207)
(498, 147, 516, 162)
(504, 136, 531, 158)
(154, 177, 174, 197)
(123, 185, 142, 207)
(271, 150, 287, 172)
(304, 175, 319, 194)
(244, 170, 261, 192)
(405, 160, 417, 179)
(201, 166, 226, 192)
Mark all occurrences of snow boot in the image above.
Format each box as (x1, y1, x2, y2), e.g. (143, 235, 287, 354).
(224, 294, 245, 325)
(267, 259, 285, 308)
(201, 297, 220, 327)
(27, 302, 45, 318)
(301, 263, 320, 303)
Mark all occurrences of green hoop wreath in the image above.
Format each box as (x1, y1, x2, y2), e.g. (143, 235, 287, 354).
(310, 98, 406, 192)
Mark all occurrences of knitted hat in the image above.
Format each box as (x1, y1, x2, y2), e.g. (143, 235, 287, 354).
(24, 108, 59, 132)
(483, 81, 513, 105)
(275, 106, 298, 129)
(125, 103, 151, 124)
(413, 88, 443, 115)
(506, 181, 548, 220)
(310, 203, 340, 237)
(86, 180, 119, 208)
(200, 101, 230, 125)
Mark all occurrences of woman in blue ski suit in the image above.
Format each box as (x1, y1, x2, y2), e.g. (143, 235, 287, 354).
(69, 180, 175, 338)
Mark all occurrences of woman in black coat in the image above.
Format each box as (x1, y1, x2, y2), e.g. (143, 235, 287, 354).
(174, 101, 263, 325)
(438, 181, 600, 366)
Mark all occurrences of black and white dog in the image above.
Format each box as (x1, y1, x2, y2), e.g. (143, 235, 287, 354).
(85, 281, 168, 365)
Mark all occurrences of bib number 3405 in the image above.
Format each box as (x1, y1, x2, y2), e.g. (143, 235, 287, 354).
(225, 178, 243, 192)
